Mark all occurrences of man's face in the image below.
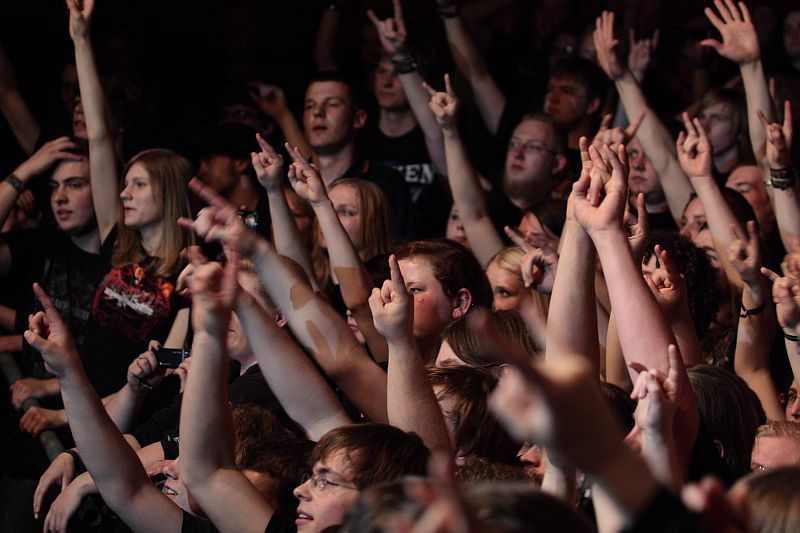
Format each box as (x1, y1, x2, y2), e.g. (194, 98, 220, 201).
(503, 119, 559, 205)
(49, 160, 95, 235)
(751, 435, 800, 472)
(726, 165, 774, 235)
(627, 138, 662, 196)
(303, 81, 361, 155)
(197, 154, 241, 195)
(544, 75, 594, 129)
(698, 103, 736, 156)
(373, 59, 408, 111)
(293, 450, 360, 531)
(784, 382, 800, 422)
(784, 10, 800, 59)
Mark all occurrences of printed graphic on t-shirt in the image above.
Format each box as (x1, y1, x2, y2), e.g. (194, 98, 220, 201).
(93, 263, 175, 340)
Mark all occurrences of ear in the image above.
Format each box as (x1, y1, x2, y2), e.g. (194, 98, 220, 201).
(586, 97, 602, 116)
(551, 153, 567, 175)
(233, 158, 250, 174)
(353, 109, 367, 130)
(451, 288, 472, 320)
(713, 438, 725, 458)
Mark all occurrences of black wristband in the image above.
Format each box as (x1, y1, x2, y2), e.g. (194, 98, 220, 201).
(768, 167, 796, 190)
(436, 4, 459, 18)
(740, 301, 765, 318)
(62, 449, 86, 473)
(3, 174, 24, 194)
(784, 331, 799, 342)
(391, 55, 420, 74)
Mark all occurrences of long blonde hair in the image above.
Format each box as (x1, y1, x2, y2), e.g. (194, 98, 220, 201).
(112, 149, 193, 277)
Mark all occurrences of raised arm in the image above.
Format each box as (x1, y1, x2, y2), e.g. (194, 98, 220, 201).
(235, 284, 350, 441)
(369, 255, 451, 454)
(179, 179, 389, 423)
(251, 135, 320, 291)
(594, 11, 693, 224)
(759, 103, 800, 253)
(178, 253, 275, 533)
(68, 0, 119, 243)
(368, 0, 446, 175)
(0, 43, 40, 155)
(24, 284, 181, 533)
(427, 75, 503, 266)
(435, 0, 505, 134)
(285, 143, 388, 362)
(700, 0, 771, 159)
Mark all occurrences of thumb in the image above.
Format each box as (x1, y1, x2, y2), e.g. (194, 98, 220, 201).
(699, 39, 721, 51)
(23, 329, 48, 354)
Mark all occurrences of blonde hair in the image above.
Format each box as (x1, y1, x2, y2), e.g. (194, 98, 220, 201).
(112, 149, 193, 277)
(489, 246, 525, 275)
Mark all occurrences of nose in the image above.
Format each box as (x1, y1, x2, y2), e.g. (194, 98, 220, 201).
(790, 396, 800, 420)
(164, 460, 180, 480)
(313, 107, 325, 118)
(679, 222, 695, 239)
(52, 185, 67, 204)
(293, 477, 312, 501)
(120, 183, 132, 200)
(519, 445, 543, 468)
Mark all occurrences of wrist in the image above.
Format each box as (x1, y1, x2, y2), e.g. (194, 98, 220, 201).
(11, 164, 33, 182)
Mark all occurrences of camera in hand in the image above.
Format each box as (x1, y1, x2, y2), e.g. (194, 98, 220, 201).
(156, 348, 190, 368)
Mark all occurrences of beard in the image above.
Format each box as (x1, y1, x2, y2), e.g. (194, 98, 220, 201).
(502, 173, 549, 207)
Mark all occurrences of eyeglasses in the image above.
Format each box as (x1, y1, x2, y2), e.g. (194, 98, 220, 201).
(508, 139, 554, 155)
(779, 390, 798, 407)
(301, 473, 358, 492)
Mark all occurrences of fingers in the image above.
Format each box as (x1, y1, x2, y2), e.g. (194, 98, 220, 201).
(784, 100, 793, 140)
(366, 8, 380, 28)
(655, 245, 679, 277)
(31, 283, 60, 322)
(599, 113, 612, 131)
(444, 73, 454, 98)
(652, 29, 660, 49)
(625, 111, 646, 140)
(392, 0, 404, 24)
(388, 254, 406, 297)
(760, 266, 780, 282)
(504, 225, 532, 252)
(578, 136, 591, 169)
(757, 109, 770, 131)
(421, 81, 437, 98)
(693, 117, 710, 144)
(255, 133, 279, 159)
(635, 193, 649, 233)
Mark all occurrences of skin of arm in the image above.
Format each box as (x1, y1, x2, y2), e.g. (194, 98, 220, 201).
(179, 257, 274, 533)
(24, 284, 182, 532)
(368, 0, 447, 175)
(427, 75, 504, 266)
(369, 254, 452, 454)
(252, 136, 321, 292)
(762, 266, 800, 395)
(438, 6, 505, 134)
(68, 0, 119, 243)
(0, 43, 40, 155)
(235, 288, 350, 441)
(594, 11, 693, 224)
(179, 179, 389, 423)
(248, 84, 318, 168)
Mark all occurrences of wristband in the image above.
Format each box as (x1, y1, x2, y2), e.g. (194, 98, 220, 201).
(62, 449, 85, 472)
(391, 55, 420, 74)
(784, 331, 799, 343)
(739, 301, 765, 318)
(436, 4, 459, 19)
(3, 174, 25, 194)
(767, 167, 796, 190)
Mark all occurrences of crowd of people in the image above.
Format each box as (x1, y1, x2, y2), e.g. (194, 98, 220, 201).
(2, 0, 800, 531)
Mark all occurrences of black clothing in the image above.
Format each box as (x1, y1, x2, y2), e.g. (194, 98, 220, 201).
(181, 510, 295, 533)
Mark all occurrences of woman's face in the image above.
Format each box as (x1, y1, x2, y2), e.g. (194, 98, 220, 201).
(120, 162, 161, 230)
(446, 205, 468, 248)
(398, 256, 457, 343)
(285, 190, 314, 249)
(434, 340, 466, 368)
(486, 261, 529, 311)
(329, 184, 363, 252)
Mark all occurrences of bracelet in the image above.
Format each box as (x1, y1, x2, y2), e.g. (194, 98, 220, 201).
(784, 331, 798, 342)
(739, 301, 765, 318)
(391, 55, 420, 74)
(62, 449, 85, 472)
(3, 174, 25, 194)
(767, 167, 796, 190)
(436, 4, 459, 19)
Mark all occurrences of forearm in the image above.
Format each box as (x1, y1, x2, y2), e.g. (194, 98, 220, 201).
(443, 130, 503, 265)
(769, 182, 800, 254)
(641, 432, 683, 490)
(547, 221, 599, 370)
(0, 91, 39, 155)
(604, 313, 633, 392)
(668, 312, 704, 367)
(740, 60, 770, 160)
(442, 15, 505, 133)
(266, 186, 320, 292)
(236, 293, 350, 441)
(398, 72, 447, 175)
(352, 306, 389, 363)
(274, 112, 318, 168)
(386, 337, 451, 454)
(102, 385, 146, 433)
(313, 6, 340, 72)
(179, 331, 235, 482)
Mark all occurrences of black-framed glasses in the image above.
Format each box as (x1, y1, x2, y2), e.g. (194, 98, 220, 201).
(301, 473, 358, 492)
(507, 139, 555, 155)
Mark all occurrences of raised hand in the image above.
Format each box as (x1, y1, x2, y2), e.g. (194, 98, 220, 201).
(758, 101, 793, 170)
(624, 193, 650, 262)
(630, 345, 682, 437)
(66, 0, 95, 41)
(247, 82, 289, 119)
(24, 284, 81, 378)
(676, 112, 714, 179)
(367, 0, 408, 57)
(187, 247, 239, 338)
(645, 245, 689, 318)
(251, 133, 284, 191)
(761, 267, 800, 330)
(284, 142, 327, 204)
(591, 111, 646, 154)
(572, 137, 630, 236)
(13, 136, 83, 182)
(727, 220, 762, 288)
(126, 340, 165, 393)
(368, 255, 413, 344)
(628, 29, 660, 81)
(178, 178, 259, 256)
(505, 226, 559, 292)
(593, 11, 625, 80)
(424, 74, 458, 132)
(700, 0, 759, 64)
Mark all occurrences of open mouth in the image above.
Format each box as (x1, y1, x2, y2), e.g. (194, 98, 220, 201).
(161, 485, 178, 497)
(296, 510, 313, 525)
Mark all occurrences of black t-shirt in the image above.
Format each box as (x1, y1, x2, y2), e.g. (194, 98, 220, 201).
(180, 510, 295, 533)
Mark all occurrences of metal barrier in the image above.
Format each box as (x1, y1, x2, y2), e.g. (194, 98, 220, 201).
(0, 352, 64, 461)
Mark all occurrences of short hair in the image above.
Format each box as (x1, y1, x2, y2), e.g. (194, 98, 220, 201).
(744, 467, 800, 533)
(308, 71, 365, 112)
(687, 365, 766, 479)
(439, 310, 538, 368)
(454, 455, 529, 482)
(756, 420, 800, 441)
(517, 112, 568, 155)
(549, 57, 608, 105)
(428, 365, 520, 464)
(340, 477, 427, 533)
(309, 424, 430, 490)
(113, 149, 194, 277)
(394, 239, 493, 309)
